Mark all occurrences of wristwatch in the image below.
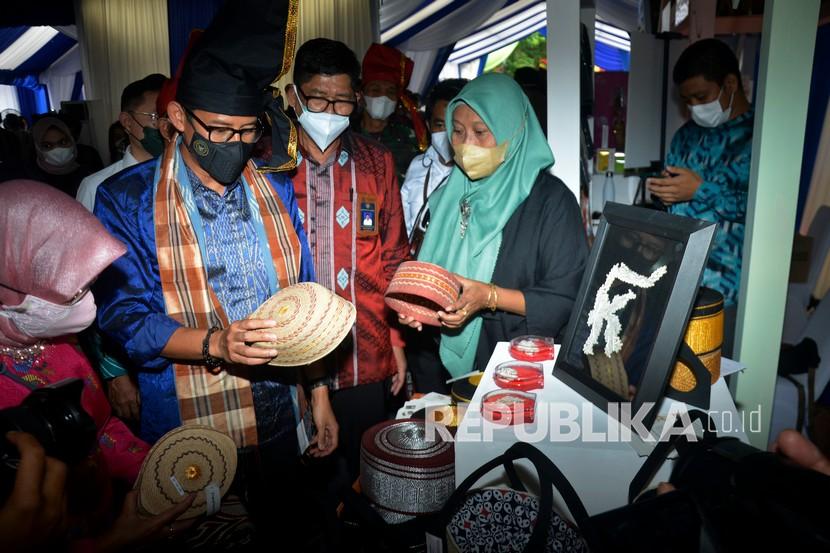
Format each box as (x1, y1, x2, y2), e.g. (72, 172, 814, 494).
(307, 377, 331, 393)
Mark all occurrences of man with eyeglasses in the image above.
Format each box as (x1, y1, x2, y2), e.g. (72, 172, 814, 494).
(76, 74, 167, 211)
(285, 38, 410, 481)
(91, 1, 338, 545)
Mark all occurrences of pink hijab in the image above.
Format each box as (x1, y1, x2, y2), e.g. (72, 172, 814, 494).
(0, 180, 126, 346)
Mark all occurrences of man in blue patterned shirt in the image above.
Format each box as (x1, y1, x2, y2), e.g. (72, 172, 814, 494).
(648, 39, 753, 357)
(93, 0, 337, 546)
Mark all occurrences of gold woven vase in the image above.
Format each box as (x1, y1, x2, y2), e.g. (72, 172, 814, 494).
(669, 287, 724, 392)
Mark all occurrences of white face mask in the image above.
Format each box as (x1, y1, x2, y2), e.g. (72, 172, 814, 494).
(296, 94, 350, 152)
(43, 146, 75, 167)
(430, 131, 452, 163)
(689, 87, 734, 128)
(364, 95, 397, 121)
(0, 291, 97, 338)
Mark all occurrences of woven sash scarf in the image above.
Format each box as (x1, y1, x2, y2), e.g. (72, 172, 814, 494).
(154, 145, 302, 447)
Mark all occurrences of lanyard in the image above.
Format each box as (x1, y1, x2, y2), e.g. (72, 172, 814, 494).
(422, 164, 432, 207)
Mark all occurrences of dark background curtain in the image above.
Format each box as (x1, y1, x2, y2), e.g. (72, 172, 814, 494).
(167, 0, 227, 72)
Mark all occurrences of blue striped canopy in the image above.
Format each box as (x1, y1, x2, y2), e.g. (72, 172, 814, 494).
(0, 26, 78, 119)
(0, 26, 76, 85)
(379, 0, 632, 90)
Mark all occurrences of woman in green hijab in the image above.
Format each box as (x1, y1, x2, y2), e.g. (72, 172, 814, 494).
(401, 73, 588, 392)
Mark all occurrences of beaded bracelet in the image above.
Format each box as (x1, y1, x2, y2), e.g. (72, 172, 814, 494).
(203, 326, 223, 371)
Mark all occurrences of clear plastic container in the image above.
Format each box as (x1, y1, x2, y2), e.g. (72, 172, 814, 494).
(509, 335, 555, 362)
(493, 361, 544, 391)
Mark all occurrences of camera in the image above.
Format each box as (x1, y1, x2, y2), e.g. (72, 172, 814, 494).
(0, 378, 96, 502)
(588, 413, 830, 552)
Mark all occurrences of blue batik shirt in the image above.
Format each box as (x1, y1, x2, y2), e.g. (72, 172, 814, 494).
(184, 164, 295, 448)
(667, 108, 754, 306)
(93, 156, 315, 445)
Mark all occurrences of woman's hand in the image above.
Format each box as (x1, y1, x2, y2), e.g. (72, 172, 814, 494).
(438, 275, 490, 329)
(210, 319, 279, 365)
(107, 375, 141, 420)
(398, 314, 423, 332)
(92, 490, 196, 553)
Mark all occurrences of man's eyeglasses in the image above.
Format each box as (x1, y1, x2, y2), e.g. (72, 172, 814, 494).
(297, 88, 357, 116)
(185, 108, 264, 144)
(129, 110, 160, 129)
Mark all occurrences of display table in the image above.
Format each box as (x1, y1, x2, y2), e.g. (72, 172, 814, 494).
(453, 342, 749, 518)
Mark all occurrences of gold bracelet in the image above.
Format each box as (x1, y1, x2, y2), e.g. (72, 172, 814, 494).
(489, 283, 498, 312)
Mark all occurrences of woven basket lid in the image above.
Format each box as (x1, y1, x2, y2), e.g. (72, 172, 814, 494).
(384, 261, 461, 326)
(135, 425, 237, 519)
(360, 419, 455, 516)
(249, 282, 356, 366)
(361, 419, 454, 470)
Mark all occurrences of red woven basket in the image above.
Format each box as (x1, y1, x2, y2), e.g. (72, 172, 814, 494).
(384, 261, 461, 326)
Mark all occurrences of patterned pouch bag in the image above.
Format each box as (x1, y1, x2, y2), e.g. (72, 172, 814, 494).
(427, 442, 597, 553)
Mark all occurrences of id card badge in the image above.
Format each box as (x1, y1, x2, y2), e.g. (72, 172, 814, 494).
(357, 193, 379, 237)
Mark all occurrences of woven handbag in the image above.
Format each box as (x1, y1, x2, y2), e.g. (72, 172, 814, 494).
(428, 442, 597, 553)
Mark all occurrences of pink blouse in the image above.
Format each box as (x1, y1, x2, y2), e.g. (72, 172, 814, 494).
(0, 339, 148, 484)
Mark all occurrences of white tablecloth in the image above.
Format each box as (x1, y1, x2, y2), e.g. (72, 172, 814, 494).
(453, 342, 748, 518)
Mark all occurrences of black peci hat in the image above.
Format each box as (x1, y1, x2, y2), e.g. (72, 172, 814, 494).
(177, 0, 299, 170)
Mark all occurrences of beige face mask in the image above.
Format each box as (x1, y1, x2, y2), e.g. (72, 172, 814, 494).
(453, 142, 508, 180)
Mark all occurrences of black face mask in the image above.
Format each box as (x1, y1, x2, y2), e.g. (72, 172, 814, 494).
(187, 130, 255, 184)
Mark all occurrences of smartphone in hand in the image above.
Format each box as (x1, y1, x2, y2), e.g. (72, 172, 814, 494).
(644, 170, 669, 211)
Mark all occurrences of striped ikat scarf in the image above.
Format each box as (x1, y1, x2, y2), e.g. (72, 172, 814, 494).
(154, 142, 302, 448)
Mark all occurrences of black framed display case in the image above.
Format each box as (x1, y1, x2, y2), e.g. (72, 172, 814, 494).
(554, 203, 717, 431)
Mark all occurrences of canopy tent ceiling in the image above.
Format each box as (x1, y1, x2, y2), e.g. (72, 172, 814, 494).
(0, 1, 640, 118)
(0, 26, 76, 79)
(0, 25, 82, 120)
(379, 0, 636, 93)
(447, 1, 548, 66)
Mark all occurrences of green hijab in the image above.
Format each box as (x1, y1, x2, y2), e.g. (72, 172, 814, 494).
(417, 73, 555, 377)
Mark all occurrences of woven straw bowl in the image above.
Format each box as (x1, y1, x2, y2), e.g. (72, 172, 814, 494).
(384, 261, 461, 326)
(249, 281, 356, 366)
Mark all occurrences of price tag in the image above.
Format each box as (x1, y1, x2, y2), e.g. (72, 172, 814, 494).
(205, 483, 221, 516)
(169, 475, 186, 497)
